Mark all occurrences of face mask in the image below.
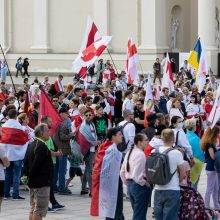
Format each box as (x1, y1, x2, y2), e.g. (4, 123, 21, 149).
(177, 122, 183, 129)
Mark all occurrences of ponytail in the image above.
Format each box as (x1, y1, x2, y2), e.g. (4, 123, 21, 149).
(126, 145, 134, 172)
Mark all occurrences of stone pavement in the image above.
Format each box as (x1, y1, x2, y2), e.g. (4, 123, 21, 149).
(0, 169, 209, 220)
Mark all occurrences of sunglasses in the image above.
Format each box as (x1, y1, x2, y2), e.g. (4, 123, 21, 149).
(53, 100, 58, 102)
(85, 114, 92, 117)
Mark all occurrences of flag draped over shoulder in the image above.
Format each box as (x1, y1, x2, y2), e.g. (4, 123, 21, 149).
(0, 119, 29, 161)
(144, 75, 154, 127)
(90, 140, 113, 216)
(99, 144, 122, 218)
(24, 91, 36, 129)
(125, 38, 139, 86)
(73, 36, 112, 77)
(73, 16, 101, 79)
(162, 53, 174, 92)
(208, 84, 220, 128)
(38, 89, 62, 135)
(74, 121, 97, 156)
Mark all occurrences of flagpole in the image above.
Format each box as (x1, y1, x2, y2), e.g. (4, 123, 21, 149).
(139, 61, 144, 75)
(0, 44, 16, 93)
(107, 48, 119, 77)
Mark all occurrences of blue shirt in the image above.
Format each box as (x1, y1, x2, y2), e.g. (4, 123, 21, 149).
(205, 143, 217, 171)
(186, 130, 204, 162)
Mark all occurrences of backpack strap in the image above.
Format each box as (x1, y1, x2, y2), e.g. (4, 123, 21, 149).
(175, 131, 180, 146)
(162, 147, 177, 176)
(121, 122, 131, 146)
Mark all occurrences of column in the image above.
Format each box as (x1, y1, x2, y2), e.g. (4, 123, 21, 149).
(0, 0, 6, 50)
(138, 0, 168, 54)
(198, 0, 216, 50)
(31, 0, 49, 53)
(93, 0, 109, 36)
(198, 0, 218, 74)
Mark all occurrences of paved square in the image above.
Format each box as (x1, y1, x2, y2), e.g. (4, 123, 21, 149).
(0, 169, 209, 220)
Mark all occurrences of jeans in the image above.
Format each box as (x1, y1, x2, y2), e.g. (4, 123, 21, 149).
(154, 190, 180, 220)
(106, 178, 124, 220)
(58, 155, 67, 191)
(4, 160, 23, 198)
(205, 171, 220, 209)
(82, 152, 94, 191)
(127, 180, 151, 220)
(53, 160, 59, 191)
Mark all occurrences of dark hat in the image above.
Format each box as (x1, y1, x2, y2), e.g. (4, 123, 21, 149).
(59, 107, 68, 114)
(146, 113, 159, 122)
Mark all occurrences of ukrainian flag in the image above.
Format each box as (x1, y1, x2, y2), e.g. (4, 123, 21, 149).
(188, 38, 202, 71)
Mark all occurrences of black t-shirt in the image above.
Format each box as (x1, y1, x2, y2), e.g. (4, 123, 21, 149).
(93, 113, 108, 140)
(134, 109, 145, 133)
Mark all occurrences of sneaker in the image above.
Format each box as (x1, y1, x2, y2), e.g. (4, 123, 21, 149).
(12, 196, 25, 201)
(48, 207, 56, 213)
(52, 203, 65, 210)
(58, 188, 72, 195)
(80, 190, 89, 195)
(4, 195, 12, 200)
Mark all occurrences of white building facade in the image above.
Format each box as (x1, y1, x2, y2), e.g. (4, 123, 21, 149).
(0, 0, 220, 75)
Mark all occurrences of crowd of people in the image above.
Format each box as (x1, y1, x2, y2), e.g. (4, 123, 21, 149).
(0, 55, 219, 220)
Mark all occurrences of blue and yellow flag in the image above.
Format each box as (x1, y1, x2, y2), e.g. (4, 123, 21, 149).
(188, 38, 202, 71)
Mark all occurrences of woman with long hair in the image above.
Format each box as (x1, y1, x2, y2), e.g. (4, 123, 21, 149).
(169, 98, 184, 124)
(200, 126, 220, 210)
(186, 94, 205, 137)
(120, 133, 151, 220)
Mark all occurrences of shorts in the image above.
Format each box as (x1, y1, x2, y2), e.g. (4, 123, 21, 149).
(30, 186, 50, 217)
(0, 181, 4, 197)
(69, 167, 83, 178)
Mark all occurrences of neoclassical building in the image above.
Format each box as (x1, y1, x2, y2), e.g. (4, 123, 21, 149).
(0, 0, 220, 75)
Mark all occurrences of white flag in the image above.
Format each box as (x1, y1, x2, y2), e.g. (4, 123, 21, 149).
(144, 75, 154, 112)
(208, 84, 220, 128)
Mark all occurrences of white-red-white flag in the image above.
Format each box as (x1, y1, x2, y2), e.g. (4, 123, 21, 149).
(208, 84, 220, 129)
(73, 16, 101, 79)
(73, 36, 112, 76)
(162, 53, 174, 92)
(125, 38, 139, 86)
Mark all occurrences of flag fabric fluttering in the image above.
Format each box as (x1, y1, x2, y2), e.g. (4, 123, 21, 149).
(208, 84, 220, 129)
(125, 38, 139, 86)
(188, 38, 202, 72)
(38, 89, 62, 135)
(73, 16, 101, 79)
(188, 38, 209, 93)
(162, 53, 174, 92)
(196, 41, 209, 93)
(144, 75, 154, 127)
(73, 36, 112, 76)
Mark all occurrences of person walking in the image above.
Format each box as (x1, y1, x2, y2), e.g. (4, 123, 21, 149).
(120, 133, 151, 220)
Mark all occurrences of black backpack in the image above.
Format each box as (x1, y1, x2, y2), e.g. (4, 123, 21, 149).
(117, 122, 130, 152)
(146, 147, 176, 185)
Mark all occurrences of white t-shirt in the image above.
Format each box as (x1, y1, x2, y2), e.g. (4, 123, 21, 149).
(155, 147, 184, 191)
(0, 146, 6, 180)
(122, 98, 134, 113)
(118, 120, 135, 153)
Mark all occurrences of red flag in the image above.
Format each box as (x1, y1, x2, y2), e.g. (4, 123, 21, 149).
(24, 91, 36, 129)
(38, 89, 62, 135)
(0, 91, 6, 103)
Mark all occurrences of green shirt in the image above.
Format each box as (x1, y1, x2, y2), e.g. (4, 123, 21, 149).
(44, 137, 56, 164)
(68, 154, 80, 168)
